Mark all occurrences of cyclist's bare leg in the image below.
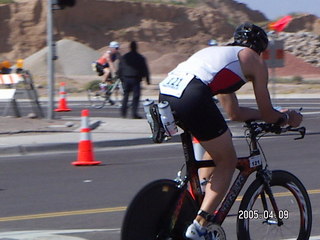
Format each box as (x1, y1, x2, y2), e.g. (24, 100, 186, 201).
(195, 147, 214, 182)
(198, 162, 214, 184)
(196, 129, 237, 226)
(103, 68, 111, 82)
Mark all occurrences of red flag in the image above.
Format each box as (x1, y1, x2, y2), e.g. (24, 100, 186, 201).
(269, 15, 293, 32)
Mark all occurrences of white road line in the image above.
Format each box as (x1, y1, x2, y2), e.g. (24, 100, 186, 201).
(286, 236, 320, 240)
(0, 230, 318, 240)
(0, 229, 120, 239)
(302, 111, 320, 115)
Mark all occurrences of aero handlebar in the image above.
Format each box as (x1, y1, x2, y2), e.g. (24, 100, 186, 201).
(244, 121, 306, 140)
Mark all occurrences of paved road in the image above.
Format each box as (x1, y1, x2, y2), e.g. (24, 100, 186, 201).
(0, 98, 319, 239)
(0, 128, 319, 239)
(3, 97, 320, 119)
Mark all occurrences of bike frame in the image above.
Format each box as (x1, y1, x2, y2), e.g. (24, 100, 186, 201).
(121, 108, 309, 240)
(107, 78, 122, 93)
(179, 129, 265, 225)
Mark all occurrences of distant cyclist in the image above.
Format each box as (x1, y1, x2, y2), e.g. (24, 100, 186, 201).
(93, 41, 121, 82)
(159, 22, 303, 240)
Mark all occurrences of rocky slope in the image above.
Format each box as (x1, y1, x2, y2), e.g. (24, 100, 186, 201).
(276, 31, 320, 67)
(0, 0, 267, 60)
(1, 0, 320, 76)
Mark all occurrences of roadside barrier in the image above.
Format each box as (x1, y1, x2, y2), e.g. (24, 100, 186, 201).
(0, 74, 23, 117)
(0, 73, 23, 84)
(0, 72, 43, 118)
(55, 82, 71, 112)
(72, 109, 102, 166)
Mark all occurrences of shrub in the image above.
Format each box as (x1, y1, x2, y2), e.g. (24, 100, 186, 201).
(84, 80, 101, 91)
(292, 75, 303, 84)
(0, 0, 14, 4)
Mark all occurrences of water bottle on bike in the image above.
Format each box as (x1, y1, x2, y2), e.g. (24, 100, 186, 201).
(143, 99, 155, 131)
(158, 101, 178, 137)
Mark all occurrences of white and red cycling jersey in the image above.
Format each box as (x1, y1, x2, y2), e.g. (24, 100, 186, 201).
(160, 46, 248, 97)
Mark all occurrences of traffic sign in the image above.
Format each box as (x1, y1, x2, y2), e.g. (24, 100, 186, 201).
(262, 40, 284, 68)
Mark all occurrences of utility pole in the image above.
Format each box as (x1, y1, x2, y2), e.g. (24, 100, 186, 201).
(46, 0, 76, 120)
(47, 0, 55, 120)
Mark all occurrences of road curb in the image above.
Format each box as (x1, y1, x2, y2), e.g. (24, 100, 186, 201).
(1, 130, 318, 156)
(0, 135, 182, 156)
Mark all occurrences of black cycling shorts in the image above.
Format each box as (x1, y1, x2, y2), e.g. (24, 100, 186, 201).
(159, 77, 228, 141)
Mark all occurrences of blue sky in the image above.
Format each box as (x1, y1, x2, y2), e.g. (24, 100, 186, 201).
(235, 0, 320, 20)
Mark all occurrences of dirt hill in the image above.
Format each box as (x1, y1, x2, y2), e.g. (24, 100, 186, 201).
(0, 0, 266, 61)
(1, 0, 320, 78)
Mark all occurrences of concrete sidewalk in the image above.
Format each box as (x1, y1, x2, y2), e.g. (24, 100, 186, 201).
(0, 89, 160, 155)
(0, 90, 319, 156)
(0, 115, 246, 156)
(0, 116, 157, 156)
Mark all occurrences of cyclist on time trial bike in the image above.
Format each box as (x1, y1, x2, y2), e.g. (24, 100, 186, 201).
(93, 41, 121, 82)
(159, 22, 303, 240)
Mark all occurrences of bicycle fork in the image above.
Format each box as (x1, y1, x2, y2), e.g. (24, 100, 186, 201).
(258, 169, 284, 226)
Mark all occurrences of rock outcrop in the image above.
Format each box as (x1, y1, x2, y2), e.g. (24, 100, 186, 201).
(1, 0, 320, 76)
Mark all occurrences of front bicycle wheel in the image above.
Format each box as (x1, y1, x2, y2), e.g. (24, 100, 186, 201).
(121, 179, 198, 240)
(87, 88, 106, 109)
(237, 170, 312, 240)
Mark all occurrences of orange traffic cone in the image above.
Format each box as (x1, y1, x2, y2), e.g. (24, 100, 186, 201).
(72, 109, 102, 166)
(55, 82, 71, 112)
(192, 137, 205, 161)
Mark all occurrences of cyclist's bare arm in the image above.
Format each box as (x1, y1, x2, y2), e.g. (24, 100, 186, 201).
(238, 48, 298, 125)
(218, 93, 261, 122)
(105, 52, 117, 75)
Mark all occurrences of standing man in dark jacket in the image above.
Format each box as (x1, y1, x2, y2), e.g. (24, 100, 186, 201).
(118, 41, 150, 119)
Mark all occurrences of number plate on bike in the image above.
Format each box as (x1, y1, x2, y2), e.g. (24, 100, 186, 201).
(249, 155, 262, 168)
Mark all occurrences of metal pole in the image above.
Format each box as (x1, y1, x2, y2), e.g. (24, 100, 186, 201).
(47, 0, 55, 119)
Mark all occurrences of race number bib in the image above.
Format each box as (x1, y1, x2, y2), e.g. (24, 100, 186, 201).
(159, 72, 194, 98)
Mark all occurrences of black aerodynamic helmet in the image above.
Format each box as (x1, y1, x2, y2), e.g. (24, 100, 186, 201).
(233, 22, 269, 55)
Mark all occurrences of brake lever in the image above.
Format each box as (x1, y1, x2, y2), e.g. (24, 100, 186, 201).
(295, 127, 306, 140)
(286, 126, 306, 140)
